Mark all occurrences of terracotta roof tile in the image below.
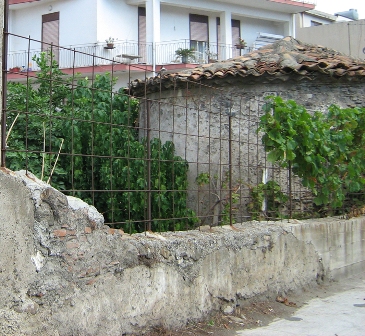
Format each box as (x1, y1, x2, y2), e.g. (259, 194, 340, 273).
(130, 36, 365, 96)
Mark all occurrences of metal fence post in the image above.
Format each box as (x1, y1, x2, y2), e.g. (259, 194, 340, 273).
(289, 161, 292, 219)
(1, 0, 9, 168)
(228, 114, 233, 226)
(146, 99, 152, 231)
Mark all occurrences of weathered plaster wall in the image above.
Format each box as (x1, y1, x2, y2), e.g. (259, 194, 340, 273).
(0, 170, 364, 335)
(139, 79, 365, 217)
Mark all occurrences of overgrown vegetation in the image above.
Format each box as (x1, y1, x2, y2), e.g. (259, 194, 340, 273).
(6, 52, 198, 232)
(248, 180, 288, 220)
(259, 96, 365, 213)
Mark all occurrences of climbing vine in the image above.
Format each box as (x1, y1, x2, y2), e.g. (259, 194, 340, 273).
(259, 96, 365, 210)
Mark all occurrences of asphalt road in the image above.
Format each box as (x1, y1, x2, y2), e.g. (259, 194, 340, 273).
(236, 274, 365, 336)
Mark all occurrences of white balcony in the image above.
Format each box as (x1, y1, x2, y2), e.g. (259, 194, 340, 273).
(7, 39, 252, 74)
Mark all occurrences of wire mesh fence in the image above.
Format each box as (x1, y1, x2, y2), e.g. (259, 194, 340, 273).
(2, 34, 359, 233)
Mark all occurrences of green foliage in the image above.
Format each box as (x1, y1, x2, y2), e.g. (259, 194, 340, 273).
(248, 180, 288, 220)
(196, 172, 210, 186)
(175, 47, 195, 57)
(6, 52, 198, 232)
(259, 96, 365, 209)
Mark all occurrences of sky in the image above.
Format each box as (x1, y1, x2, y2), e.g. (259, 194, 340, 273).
(315, 0, 365, 19)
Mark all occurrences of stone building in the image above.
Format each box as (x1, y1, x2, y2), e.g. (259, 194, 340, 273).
(130, 37, 365, 222)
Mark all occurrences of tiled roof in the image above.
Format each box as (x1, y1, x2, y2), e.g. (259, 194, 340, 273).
(130, 36, 365, 96)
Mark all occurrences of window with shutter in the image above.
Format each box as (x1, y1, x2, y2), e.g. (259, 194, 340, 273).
(216, 17, 221, 59)
(232, 19, 241, 57)
(216, 18, 241, 57)
(189, 14, 208, 54)
(42, 12, 59, 62)
(138, 7, 147, 63)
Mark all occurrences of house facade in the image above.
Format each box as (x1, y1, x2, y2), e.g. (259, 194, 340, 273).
(8, 0, 315, 87)
(296, 8, 337, 28)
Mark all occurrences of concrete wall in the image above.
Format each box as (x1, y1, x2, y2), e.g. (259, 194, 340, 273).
(0, 169, 364, 335)
(297, 20, 365, 59)
(283, 218, 365, 280)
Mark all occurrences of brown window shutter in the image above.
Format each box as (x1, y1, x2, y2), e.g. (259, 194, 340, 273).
(190, 14, 208, 42)
(138, 7, 146, 62)
(42, 12, 59, 23)
(232, 19, 241, 57)
(138, 7, 146, 44)
(216, 17, 221, 59)
(232, 19, 240, 45)
(216, 17, 221, 45)
(42, 12, 59, 62)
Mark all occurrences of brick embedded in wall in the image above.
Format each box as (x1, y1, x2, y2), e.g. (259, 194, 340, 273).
(53, 227, 124, 239)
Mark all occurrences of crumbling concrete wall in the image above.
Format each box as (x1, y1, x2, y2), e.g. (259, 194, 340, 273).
(0, 169, 364, 335)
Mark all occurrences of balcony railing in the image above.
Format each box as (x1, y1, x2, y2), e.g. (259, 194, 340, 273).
(7, 40, 153, 72)
(155, 40, 251, 65)
(268, 0, 317, 5)
(7, 39, 252, 73)
(291, 0, 316, 4)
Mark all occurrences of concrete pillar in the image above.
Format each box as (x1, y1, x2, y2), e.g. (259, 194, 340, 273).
(145, 0, 160, 75)
(146, 0, 160, 44)
(220, 11, 232, 59)
(290, 13, 296, 38)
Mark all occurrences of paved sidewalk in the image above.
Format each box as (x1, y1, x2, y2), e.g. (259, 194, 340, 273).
(236, 277, 365, 336)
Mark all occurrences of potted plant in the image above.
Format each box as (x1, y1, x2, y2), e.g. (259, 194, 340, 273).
(105, 37, 115, 49)
(9, 66, 21, 73)
(235, 37, 247, 49)
(175, 47, 195, 63)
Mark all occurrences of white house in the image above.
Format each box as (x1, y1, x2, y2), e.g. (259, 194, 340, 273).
(8, 0, 316, 87)
(296, 9, 337, 28)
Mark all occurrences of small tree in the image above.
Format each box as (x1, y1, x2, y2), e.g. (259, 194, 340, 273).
(6, 52, 198, 232)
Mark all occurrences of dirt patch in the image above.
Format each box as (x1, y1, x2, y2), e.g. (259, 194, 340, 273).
(137, 299, 299, 336)
(136, 276, 361, 336)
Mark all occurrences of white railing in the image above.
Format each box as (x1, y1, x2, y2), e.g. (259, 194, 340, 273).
(8, 40, 252, 72)
(270, 0, 317, 5)
(155, 40, 251, 65)
(8, 41, 153, 71)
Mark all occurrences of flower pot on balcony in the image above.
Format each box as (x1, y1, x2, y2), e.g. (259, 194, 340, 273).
(235, 44, 246, 50)
(9, 66, 21, 73)
(105, 37, 115, 49)
(175, 48, 195, 64)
